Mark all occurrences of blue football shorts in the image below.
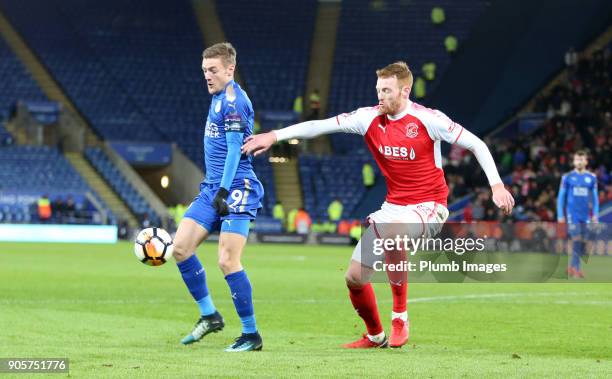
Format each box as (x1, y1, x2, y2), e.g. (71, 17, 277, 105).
(184, 177, 263, 237)
(567, 220, 589, 239)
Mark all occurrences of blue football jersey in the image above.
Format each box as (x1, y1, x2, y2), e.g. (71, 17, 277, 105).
(203, 80, 258, 185)
(556, 170, 599, 222)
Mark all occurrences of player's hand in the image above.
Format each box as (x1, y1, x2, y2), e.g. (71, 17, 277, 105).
(241, 132, 277, 156)
(491, 183, 514, 215)
(212, 187, 230, 216)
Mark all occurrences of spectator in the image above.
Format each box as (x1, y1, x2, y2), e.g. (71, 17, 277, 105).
(472, 199, 484, 220)
(294, 208, 312, 235)
(308, 89, 321, 120)
(64, 195, 76, 223)
(362, 162, 375, 188)
(463, 202, 473, 222)
(141, 213, 152, 228)
(444, 35, 458, 54)
(349, 222, 362, 244)
(565, 47, 578, 67)
(337, 219, 351, 235)
(414, 76, 426, 99)
(311, 219, 325, 233)
(118, 220, 129, 240)
(327, 198, 343, 222)
(37, 194, 51, 223)
(272, 201, 285, 227)
(431, 6, 445, 25)
(450, 47, 611, 222)
(422, 62, 436, 81)
(51, 196, 65, 223)
(293, 94, 303, 119)
(287, 208, 298, 233)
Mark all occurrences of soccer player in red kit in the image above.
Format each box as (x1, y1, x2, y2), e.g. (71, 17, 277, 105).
(242, 62, 514, 348)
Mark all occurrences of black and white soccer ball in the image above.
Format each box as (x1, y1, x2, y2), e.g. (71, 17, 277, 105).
(133, 227, 174, 266)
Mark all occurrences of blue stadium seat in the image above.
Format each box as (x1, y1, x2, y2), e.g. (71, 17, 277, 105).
(0, 145, 115, 224)
(0, 35, 47, 122)
(298, 153, 377, 220)
(216, 0, 317, 112)
(0, 0, 294, 174)
(327, 0, 485, 134)
(84, 147, 159, 225)
(251, 155, 276, 216)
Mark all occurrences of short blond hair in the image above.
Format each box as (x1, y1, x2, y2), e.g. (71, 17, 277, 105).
(202, 42, 236, 67)
(376, 61, 413, 88)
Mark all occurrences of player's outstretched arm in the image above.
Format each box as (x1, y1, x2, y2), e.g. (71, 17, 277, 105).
(242, 107, 376, 157)
(241, 117, 344, 156)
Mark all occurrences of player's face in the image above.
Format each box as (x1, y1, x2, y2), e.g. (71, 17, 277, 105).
(202, 58, 235, 94)
(376, 76, 409, 115)
(573, 154, 587, 170)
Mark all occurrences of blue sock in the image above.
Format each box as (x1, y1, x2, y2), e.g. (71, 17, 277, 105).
(571, 240, 583, 270)
(177, 254, 216, 316)
(196, 295, 216, 316)
(225, 270, 257, 334)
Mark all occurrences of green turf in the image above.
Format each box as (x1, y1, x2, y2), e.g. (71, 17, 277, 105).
(0, 242, 610, 378)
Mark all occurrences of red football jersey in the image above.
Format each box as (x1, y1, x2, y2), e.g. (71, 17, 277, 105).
(335, 101, 464, 206)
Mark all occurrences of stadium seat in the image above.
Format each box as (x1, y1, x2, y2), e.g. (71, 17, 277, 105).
(216, 0, 317, 112)
(327, 0, 485, 126)
(0, 145, 115, 224)
(0, 34, 48, 123)
(84, 147, 160, 225)
(298, 153, 377, 220)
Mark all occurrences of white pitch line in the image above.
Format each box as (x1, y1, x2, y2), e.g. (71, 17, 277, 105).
(408, 292, 592, 303)
(0, 292, 607, 306)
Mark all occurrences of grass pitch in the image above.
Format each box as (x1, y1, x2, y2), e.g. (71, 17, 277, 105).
(0, 242, 610, 378)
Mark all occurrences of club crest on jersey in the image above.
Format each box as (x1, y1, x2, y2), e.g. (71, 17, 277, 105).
(214, 101, 221, 113)
(405, 122, 418, 138)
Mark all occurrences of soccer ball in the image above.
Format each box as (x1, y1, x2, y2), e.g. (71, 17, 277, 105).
(134, 227, 174, 266)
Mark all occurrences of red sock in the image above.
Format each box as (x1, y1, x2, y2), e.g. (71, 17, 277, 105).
(348, 283, 383, 336)
(386, 249, 408, 314)
(390, 282, 407, 313)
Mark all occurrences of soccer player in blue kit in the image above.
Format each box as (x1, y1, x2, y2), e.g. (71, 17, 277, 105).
(172, 42, 263, 351)
(557, 150, 599, 278)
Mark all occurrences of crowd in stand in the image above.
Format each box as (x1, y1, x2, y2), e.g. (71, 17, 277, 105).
(33, 194, 89, 224)
(446, 46, 611, 221)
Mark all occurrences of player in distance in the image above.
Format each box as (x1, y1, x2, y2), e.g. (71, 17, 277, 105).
(556, 150, 599, 278)
(242, 61, 514, 348)
(173, 42, 263, 352)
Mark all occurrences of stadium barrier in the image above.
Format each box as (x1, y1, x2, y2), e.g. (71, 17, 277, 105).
(0, 224, 117, 243)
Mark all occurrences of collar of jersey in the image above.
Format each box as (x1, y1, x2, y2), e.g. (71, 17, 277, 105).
(213, 80, 236, 99)
(387, 100, 412, 121)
